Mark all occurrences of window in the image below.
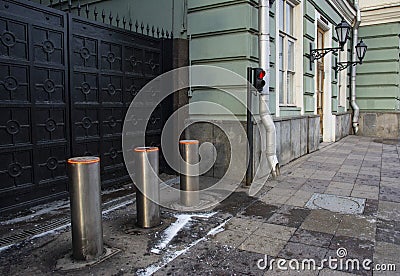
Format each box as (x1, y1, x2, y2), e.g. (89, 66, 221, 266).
(279, 0, 296, 105)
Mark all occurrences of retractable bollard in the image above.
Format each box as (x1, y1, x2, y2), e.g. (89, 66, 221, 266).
(68, 157, 103, 261)
(180, 140, 200, 206)
(134, 147, 161, 228)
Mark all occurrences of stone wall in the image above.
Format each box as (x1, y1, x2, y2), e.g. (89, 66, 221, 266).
(185, 115, 320, 180)
(270, 115, 320, 166)
(335, 112, 352, 141)
(358, 112, 400, 138)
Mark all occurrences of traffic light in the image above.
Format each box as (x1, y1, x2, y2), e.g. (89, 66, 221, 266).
(253, 68, 266, 92)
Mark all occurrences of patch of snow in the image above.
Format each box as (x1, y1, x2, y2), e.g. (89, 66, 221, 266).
(101, 187, 126, 195)
(102, 200, 134, 216)
(139, 215, 226, 276)
(206, 218, 230, 236)
(151, 212, 217, 254)
(0, 201, 69, 226)
(0, 198, 135, 254)
(29, 223, 71, 240)
(0, 243, 15, 253)
(151, 214, 192, 254)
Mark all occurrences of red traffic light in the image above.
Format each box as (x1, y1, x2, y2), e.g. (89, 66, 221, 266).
(258, 70, 266, 79)
(253, 68, 266, 92)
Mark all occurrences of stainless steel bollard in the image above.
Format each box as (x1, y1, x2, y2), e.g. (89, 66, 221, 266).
(68, 156, 103, 261)
(180, 140, 200, 206)
(134, 147, 161, 228)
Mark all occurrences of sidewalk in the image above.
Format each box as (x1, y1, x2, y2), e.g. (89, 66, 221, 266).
(0, 135, 399, 275)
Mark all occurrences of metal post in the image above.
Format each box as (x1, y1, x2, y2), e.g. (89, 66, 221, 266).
(179, 140, 200, 206)
(134, 147, 160, 228)
(68, 156, 103, 261)
(246, 67, 254, 186)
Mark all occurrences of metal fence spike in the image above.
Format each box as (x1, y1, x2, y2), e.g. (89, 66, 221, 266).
(68, 0, 72, 12)
(146, 24, 150, 35)
(77, 1, 81, 16)
(171, 31, 174, 39)
(85, 4, 89, 18)
(109, 11, 113, 25)
(94, 7, 98, 21)
(123, 17, 126, 29)
(140, 22, 144, 34)
(102, 9, 105, 23)
(161, 28, 165, 38)
(157, 27, 160, 38)
(50, 0, 53, 7)
(129, 19, 133, 31)
(152, 26, 155, 37)
(135, 20, 139, 32)
(116, 14, 120, 27)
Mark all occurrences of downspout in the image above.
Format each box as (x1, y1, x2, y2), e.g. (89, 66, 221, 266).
(351, 0, 361, 134)
(259, 0, 280, 177)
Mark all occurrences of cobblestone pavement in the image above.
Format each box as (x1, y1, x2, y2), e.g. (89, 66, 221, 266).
(0, 135, 399, 275)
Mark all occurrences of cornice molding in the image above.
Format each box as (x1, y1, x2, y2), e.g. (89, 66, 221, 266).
(360, 4, 400, 26)
(328, 0, 356, 23)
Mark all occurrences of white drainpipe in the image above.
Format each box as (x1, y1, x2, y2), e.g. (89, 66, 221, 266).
(259, 0, 280, 177)
(351, 0, 361, 133)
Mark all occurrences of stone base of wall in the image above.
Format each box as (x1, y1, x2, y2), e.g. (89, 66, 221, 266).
(358, 112, 400, 138)
(185, 115, 320, 180)
(265, 115, 320, 167)
(334, 112, 352, 141)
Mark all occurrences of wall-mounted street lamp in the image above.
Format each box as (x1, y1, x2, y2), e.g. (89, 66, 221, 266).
(309, 18, 352, 70)
(333, 39, 368, 72)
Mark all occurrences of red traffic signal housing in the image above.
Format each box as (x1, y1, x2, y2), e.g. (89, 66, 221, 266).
(253, 68, 266, 92)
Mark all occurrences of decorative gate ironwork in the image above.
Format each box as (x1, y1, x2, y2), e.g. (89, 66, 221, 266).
(0, 0, 173, 213)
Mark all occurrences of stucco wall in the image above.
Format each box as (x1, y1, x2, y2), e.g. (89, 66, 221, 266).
(357, 22, 400, 112)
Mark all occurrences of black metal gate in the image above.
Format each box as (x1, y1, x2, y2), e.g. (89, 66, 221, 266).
(0, 0, 173, 213)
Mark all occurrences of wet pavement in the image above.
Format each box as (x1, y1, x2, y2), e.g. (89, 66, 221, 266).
(0, 135, 399, 275)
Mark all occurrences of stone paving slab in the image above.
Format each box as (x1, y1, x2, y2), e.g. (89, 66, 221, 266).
(1, 136, 400, 276)
(300, 209, 343, 235)
(363, 199, 379, 217)
(218, 249, 265, 275)
(289, 228, 333, 248)
(212, 229, 250, 248)
(378, 201, 400, 221)
(225, 216, 262, 233)
(267, 206, 310, 228)
(336, 215, 376, 240)
(239, 234, 288, 256)
(285, 190, 314, 207)
(278, 242, 328, 262)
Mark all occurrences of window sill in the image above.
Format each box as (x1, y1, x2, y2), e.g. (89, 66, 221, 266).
(279, 105, 299, 109)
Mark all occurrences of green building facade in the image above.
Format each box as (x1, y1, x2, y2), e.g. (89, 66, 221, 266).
(356, 0, 400, 138)
(39, 0, 397, 177)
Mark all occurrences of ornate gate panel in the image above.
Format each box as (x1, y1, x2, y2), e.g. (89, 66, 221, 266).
(0, 0, 173, 213)
(69, 15, 164, 187)
(0, 0, 69, 211)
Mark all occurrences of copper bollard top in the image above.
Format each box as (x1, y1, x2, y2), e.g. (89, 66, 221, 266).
(134, 146, 159, 152)
(68, 156, 100, 164)
(179, 140, 199, 145)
